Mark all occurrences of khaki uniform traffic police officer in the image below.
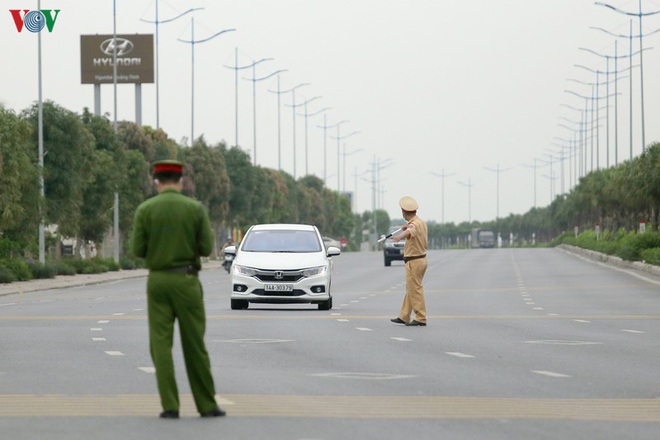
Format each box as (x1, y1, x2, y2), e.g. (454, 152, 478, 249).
(132, 160, 225, 419)
(390, 196, 429, 326)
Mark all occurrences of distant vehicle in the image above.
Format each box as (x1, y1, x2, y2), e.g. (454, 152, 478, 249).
(226, 224, 340, 310)
(322, 236, 341, 249)
(471, 228, 496, 248)
(383, 226, 405, 266)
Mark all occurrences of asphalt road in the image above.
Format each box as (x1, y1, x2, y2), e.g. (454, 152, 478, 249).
(1, 248, 660, 439)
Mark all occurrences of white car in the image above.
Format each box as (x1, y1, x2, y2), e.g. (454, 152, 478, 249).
(225, 224, 341, 310)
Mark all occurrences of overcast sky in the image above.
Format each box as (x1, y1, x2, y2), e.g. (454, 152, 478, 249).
(4, 0, 660, 224)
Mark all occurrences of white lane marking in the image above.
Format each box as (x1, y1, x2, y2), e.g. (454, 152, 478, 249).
(531, 370, 571, 378)
(622, 329, 646, 334)
(138, 367, 155, 373)
(350, 300, 359, 303)
(92, 338, 106, 341)
(340, 304, 349, 307)
(533, 307, 544, 310)
(0, 303, 17, 307)
(105, 351, 124, 356)
(391, 337, 412, 342)
(97, 320, 110, 324)
(573, 319, 591, 323)
(90, 328, 103, 331)
(331, 313, 341, 316)
(133, 308, 143, 311)
(360, 297, 368, 299)
(112, 313, 125, 316)
(311, 372, 415, 380)
(356, 327, 372, 332)
(525, 302, 535, 305)
(547, 313, 559, 316)
(337, 319, 349, 322)
(219, 339, 293, 344)
(526, 340, 602, 346)
(446, 352, 475, 358)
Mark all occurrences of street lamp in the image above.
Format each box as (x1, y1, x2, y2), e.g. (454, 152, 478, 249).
(140, 4, 203, 129)
(483, 164, 513, 220)
(341, 145, 363, 192)
(178, 19, 235, 146)
(224, 53, 273, 149)
(332, 128, 360, 192)
(595, 1, 660, 151)
(270, 82, 309, 177)
(457, 178, 474, 224)
(317, 118, 347, 186)
(298, 99, 329, 176)
(244, 64, 286, 165)
(429, 170, 455, 224)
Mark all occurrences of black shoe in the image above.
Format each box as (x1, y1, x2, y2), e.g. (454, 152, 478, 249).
(405, 320, 426, 326)
(200, 407, 226, 418)
(390, 317, 407, 324)
(159, 410, 179, 419)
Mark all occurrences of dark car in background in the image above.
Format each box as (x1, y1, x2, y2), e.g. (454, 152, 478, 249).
(383, 226, 405, 266)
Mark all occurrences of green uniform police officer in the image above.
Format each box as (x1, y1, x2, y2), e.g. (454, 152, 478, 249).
(132, 160, 225, 419)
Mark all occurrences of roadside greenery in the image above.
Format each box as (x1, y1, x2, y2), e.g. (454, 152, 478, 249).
(4, 98, 660, 283)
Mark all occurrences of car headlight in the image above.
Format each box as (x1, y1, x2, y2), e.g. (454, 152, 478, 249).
(302, 266, 326, 277)
(233, 264, 258, 277)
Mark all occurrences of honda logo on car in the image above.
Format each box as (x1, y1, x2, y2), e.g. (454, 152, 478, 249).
(10, 9, 60, 33)
(274, 271, 284, 280)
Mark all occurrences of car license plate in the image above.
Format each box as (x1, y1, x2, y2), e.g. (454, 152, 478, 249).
(265, 284, 293, 292)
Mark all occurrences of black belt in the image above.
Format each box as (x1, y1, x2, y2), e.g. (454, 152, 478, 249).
(404, 254, 426, 263)
(156, 265, 199, 276)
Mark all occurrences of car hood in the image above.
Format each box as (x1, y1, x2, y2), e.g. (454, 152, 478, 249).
(234, 251, 330, 270)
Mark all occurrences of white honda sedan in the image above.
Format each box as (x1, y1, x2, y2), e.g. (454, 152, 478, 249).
(225, 224, 341, 310)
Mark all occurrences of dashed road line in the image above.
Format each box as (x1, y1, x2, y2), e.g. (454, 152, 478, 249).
(390, 337, 412, 342)
(622, 329, 645, 334)
(104, 351, 124, 356)
(356, 327, 372, 332)
(531, 370, 571, 378)
(446, 352, 475, 358)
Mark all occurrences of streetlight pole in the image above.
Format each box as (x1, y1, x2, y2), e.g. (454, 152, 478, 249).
(270, 82, 309, 177)
(341, 145, 363, 192)
(595, 2, 660, 152)
(244, 64, 286, 165)
(317, 118, 347, 186)
(140, 4, 203, 129)
(483, 164, 513, 220)
(294, 96, 322, 176)
(457, 178, 474, 224)
(332, 128, 360, 192)
(429, 170, 455, 224)
(300, 105, 330, 177)
(578, 45, 636, 167)
(178, 19, 235, 146)
(224, 53, 273, 149)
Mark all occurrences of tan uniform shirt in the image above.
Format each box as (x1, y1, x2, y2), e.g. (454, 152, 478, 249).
(403, 215, 428, 257)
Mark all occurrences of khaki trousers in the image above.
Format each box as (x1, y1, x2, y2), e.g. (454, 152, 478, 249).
(399, 258, 428, 323)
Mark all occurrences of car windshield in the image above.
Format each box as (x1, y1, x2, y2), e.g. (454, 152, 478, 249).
(242, 230, 322, 253)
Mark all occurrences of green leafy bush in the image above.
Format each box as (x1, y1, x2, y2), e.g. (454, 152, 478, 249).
(640, 248, 660, 266)
(53, 262, 77, 276)
(27, 261, 57, 279)
(0, 266, 16, 284)
(0, 259, 32, 281)
(82, 263, 109, 274)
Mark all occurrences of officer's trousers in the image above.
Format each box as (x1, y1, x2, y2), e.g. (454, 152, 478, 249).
(147, 271, 217, 413)
(399, 258, 428, 323)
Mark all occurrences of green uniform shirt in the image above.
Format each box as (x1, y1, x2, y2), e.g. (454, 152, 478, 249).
(132, 188, 214, 271)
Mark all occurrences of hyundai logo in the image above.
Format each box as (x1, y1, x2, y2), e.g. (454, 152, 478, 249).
(100, 38, 134, 56)
(274, 271, 284, 280)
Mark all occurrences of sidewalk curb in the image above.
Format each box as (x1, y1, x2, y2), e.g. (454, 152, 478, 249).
(557, 244, 660, 278)
(0, 261, 224, 297)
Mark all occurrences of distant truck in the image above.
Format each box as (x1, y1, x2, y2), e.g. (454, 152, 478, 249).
(471, 228, 495, 248)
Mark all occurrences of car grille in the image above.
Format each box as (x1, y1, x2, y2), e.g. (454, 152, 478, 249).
(254, 269, 304, 282)
(252, 289, 307, 297)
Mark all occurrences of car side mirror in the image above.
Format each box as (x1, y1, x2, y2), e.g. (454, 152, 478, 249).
(327, 246, 341, 257)
(224, 245, 237, 255)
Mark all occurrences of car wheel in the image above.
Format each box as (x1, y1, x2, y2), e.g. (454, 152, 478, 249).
(384, 257, 391, 267)
(231, 299, 249, 310)
(318, 297, 333, 310)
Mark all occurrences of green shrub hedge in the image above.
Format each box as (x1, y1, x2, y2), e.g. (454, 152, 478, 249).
(556, 228, 660, 263)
